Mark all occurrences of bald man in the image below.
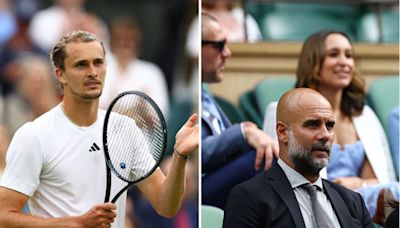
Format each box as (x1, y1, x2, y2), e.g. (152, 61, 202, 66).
(223, 88, 373, 228)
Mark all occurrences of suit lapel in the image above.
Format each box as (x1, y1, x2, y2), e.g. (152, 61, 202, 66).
(268, 165, 306, 228)
(215, 102, 232, 128)
(323, 181, 353, 228)
(202, 86, 232, 126)
(202, 88, 220, 135)
(201, 108, 219, 135)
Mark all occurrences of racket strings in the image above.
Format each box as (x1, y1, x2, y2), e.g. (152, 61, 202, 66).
(106, 94, 165, 182)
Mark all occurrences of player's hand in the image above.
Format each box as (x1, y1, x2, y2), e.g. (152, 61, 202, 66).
(174, 114, 199, 157)
(242, 122, 279, 171)
(77, 203, 117, 228)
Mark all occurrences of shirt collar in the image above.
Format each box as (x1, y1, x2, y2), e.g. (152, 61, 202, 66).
(201, 86, 213, 103)
(277, 159, 324, 190)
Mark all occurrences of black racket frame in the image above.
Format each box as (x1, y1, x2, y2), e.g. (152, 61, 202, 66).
(103, 91, 167, 203)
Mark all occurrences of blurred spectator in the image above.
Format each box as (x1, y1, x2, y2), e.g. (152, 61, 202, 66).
(388, 106, 399, 178)
(161, 156, 198, 228)
(127, 156, 198, 228)
(100, 17, 169, 117)
(202, 0, 262, 42)
(29, 0, 85, 51)
(181, 2, 199, 111)
(3, 55, 59, 133)
(153, 0, 190, 96)
(125, 195, 138, 228)
(28, 0, 85, 51)
(0, 124, 10, 179)
(77, 11, 109, 47)
(0, 1, 46, 97)
(28, 0, 108, 51)
(0, 0, 17, 46)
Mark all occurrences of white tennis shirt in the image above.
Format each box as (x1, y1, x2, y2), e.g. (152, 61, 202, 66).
(1, 104, 127, 227)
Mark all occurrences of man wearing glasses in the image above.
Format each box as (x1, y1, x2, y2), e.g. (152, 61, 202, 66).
(201, 13, 279, 209)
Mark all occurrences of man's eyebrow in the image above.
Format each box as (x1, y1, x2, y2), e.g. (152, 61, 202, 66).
(302, 119, 321, 127)
(73, 59, 89, 65)
(73, 58, 104, 65)
(93, 58, 104, 62)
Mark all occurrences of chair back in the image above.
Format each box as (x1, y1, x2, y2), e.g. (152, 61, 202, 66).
(260, 3, 357, 41)
(239, 90, 263, 128)
(255, 77, 295, 117)
(357, 9, 399, 43)
(367, 76, 399, 135)
(201, 205, 224, 228)
(214, 95, 246, 124)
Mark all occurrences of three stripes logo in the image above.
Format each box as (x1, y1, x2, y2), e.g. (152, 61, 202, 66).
(89, 143, 101, 152)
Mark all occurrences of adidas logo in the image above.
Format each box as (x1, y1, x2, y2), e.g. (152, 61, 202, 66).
(89, 143, 101, 152)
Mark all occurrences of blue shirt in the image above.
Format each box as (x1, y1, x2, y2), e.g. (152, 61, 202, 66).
(327, 141, 365, 180)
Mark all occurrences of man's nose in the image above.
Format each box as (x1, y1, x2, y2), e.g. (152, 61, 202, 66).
(87, 64, 98, 76)
(222, 45, 231, 58)
(316, 126, 331, 142)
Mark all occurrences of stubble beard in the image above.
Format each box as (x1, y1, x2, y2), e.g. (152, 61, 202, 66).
(69, 86, 102, 100)
(287, 130, 329, 177)
(81, 91, 102, 100)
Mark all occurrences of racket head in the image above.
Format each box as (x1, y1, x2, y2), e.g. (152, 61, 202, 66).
(103, 91, 167, 185)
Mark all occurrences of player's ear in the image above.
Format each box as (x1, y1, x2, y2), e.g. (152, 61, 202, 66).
(55, 68, 67, 84)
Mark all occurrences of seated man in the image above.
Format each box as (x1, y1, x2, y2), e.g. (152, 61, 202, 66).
(201, 13, 278, 209)
(223, 88, 373, 227)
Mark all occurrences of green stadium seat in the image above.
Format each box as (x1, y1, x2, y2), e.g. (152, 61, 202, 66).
(201, 205, 224, 228)
(246, 2, 274, 28)
(239, 90, 263, 128)
(214, 95, 246, 124)
(274, 3, 359, 17)
(254, 77, 295, 117)
(357, 9, 399, 43)
(260, 4, 357, 41)
(367, 76, 399, 136)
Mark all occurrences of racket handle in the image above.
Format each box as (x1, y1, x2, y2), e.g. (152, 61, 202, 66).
(104, 166, 111, 202)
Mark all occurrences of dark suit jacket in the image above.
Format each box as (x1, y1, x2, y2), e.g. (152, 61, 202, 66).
(223, 164, 374, 228)
(201, 88, 251, 173)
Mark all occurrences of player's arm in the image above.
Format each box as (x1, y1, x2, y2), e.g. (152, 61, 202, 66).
(0, 187, 117, 228)
(137, 114, 198, 218)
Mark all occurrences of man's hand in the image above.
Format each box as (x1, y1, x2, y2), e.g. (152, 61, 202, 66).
(243, 122, 279, 171)
(77, 203, 117, 228)
(174, 114, 199, 157)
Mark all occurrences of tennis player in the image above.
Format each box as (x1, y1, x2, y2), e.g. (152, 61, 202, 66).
(0, 30, 199, 228)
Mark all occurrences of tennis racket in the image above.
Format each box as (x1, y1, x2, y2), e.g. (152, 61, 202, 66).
(103, 91, 167, 203)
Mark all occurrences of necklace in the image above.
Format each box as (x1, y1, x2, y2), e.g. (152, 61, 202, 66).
(60, 102, 82, 127)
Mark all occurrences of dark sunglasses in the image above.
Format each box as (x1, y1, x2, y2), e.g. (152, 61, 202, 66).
(202, 39, 227, 52)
